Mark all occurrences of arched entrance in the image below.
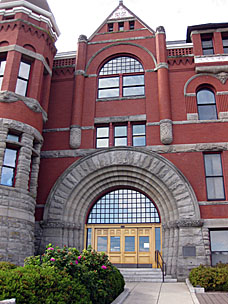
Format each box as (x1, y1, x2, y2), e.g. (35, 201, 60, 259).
(41, 147, 208, 279)
(85, 188, 161, 267)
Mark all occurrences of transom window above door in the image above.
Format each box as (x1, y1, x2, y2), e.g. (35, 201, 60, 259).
(87, 189, 160, 224)
(98, 56, 145, 99)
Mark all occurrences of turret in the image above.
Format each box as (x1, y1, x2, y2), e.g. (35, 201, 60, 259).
(0, 0, 59, 264)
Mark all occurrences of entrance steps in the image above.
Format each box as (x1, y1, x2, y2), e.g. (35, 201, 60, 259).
(119, 268, 177, 283)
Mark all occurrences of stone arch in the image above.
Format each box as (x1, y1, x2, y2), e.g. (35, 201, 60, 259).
(41, 148, 207, 279)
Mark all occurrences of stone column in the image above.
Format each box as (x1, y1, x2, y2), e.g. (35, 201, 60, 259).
(15, 133, 34, 190)
(29, 143, 42, 197)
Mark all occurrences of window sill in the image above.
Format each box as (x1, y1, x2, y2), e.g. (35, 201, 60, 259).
(96, 95, 145, 102)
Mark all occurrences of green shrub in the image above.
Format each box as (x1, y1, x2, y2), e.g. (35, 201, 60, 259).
(189, 264, 228, 291)
(0, 261, 17, 271)
(25, 244, 125, 304)
(0, 265, 91, 304)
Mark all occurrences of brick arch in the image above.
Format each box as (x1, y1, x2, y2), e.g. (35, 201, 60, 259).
(85, 43, 157, 74)
(42, 148, 207, 279)
(44, 148, 200, 225)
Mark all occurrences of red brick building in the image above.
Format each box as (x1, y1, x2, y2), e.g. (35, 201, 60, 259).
(0, 0, 228, 280)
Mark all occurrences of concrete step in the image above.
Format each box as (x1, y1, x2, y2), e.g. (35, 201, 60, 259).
(119, 268, 177, 282)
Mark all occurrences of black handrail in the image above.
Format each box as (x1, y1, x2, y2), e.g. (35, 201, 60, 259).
(155, 250, 166, 282)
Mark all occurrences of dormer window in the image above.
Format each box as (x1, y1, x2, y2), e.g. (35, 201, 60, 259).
(108, 23, 113, 32)
(118, 22, 124, 31)
(222, 33, 228, 54)
(201, 34, 214, 55)
(129, 21, 135, 30)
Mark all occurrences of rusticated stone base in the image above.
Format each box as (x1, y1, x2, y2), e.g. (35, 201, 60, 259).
(0, 187, 36, 265)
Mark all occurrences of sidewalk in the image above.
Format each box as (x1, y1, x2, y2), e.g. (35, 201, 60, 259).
(122, 282, 197, 304)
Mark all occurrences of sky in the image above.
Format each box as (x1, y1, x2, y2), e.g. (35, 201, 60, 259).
(47, 0, 228, 53)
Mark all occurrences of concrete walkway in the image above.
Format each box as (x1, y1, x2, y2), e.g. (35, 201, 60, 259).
(123, 282, 197, 304)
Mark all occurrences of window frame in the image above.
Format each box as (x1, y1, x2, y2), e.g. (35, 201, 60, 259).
(203, 153, 225, 201)
(108, 23, 114, 32)
(129, 21, 135, 30)
(114, 125, 128, 146)
(0, 133, 20, 187)
(210, 229, 228, 266)
(15, 59, 32, 97)
(196, 88, 217, 120)
(96, 126, 110, 148)
(0, 53, 7, 90)
(201, 34, 214, 55)
(98, 56, 145, 100)
(222, 33, 228, 54)
(132, 124, 146, 147)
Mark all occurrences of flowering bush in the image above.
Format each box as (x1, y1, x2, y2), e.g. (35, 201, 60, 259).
(24, 244, 125, 304)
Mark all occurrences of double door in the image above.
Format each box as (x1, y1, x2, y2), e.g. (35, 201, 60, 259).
(87, 224, 161, 267)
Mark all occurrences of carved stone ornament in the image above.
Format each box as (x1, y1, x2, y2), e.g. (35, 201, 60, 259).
(70, 125, 81, 149)
(160, 119, 173, 145)
(216, 72, 228, 84)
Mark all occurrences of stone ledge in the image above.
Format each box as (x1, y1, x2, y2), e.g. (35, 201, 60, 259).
(186, 278, 205, 293)
(0, 299, 16, 304)
(111, 288, 130, 304)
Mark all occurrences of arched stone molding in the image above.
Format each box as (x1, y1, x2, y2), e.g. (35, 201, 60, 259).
(85, 43, 157, 74)
(41, 147, 207, 279)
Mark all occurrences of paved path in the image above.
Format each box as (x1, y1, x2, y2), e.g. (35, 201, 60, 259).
(197, 292, 228, 304)
(123, 282, 196, 304)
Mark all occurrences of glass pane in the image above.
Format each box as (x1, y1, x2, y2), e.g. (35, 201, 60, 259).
(197, 90, 215, 104)
(110, 236, 120, 252)
(123, 75, 144, 86)
(0, 60, 6, 76)
(204, 154, 222, 176)
(212, 252, 228, 266)
(139, 236, 150, 252)
(15, 78, 27, 96)
(125, 236, 135, 252)
(123, 86, 145, 97)
(7, 134, 19, 142)
(198, 105, 217, 120)
(97, 236, 107, 252)
(206, 177, 225, 200)
(133, 125, 145, 135)
(133, 136, 146, 146)
(87, 228, 92, 248)
(99, 77, 119, 89)
(18, 61, 31, 80)
(223, 38, 228, 47)
(155, 227, 161, 251)
(3, 149, 17, 167)
(115, 126, 127, 137)
(97, 127, 109, 138)
(0, 77, 3, 90)
(114, 137, 127, 146)
(96, 138, 109, 148)
(203, 48, 214, 55)
(98, 88, 119, 98)
(210, 230, 228, 251)
(202, 40, 213, 48)
(0, 167, 14, 186)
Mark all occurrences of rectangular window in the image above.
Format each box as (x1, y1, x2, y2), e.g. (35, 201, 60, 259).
(132, 124, 146, 146)
(98, 77, 119, 98)
(118, 22, 124, 31)
(210, 230, 228, 266)
(0, 59, 6, 90)
(123, 75, 145, 97)
(96, 126, 109, 148)
(108, 23, 113, 32)
(129, 21, 135, 30)
(15, 60, 31, 96)
(204, 154, 225, 200)
(114, 125, 127, 146)
(201, 35, 214, 55)
(222, 34, 228, 54)
(0, 133, 20, 187)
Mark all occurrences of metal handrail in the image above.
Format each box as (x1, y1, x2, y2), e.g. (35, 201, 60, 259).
(155, 250, 166, 282)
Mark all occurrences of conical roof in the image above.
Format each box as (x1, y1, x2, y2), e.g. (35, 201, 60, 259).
(1, 0, 51, 12)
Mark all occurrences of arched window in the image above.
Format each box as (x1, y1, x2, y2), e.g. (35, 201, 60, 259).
(197, 88, 217, 120)
(98, 56, 145, 99)
(87, 189, 160, 224)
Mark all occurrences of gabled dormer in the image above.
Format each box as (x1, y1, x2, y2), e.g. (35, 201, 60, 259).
(89, 0, 155, 43)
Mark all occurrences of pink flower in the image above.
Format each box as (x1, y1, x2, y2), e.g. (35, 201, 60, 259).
(75, 260, 78, 265)
(50, 258, 55, 262)
(78, 256, 82, 260)
(48, 247, 54, 251)
(101, 265, 107, 270)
